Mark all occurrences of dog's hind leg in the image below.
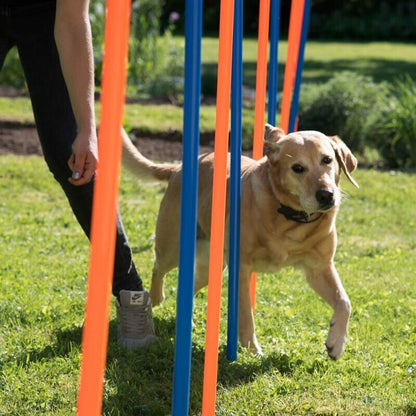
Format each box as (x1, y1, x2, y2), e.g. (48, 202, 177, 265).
(150, 261, 171, 306)
(150, 177, 181, 306)
(194, 238, 211, 294)
(305, 263, 351, 360)
(150, 230, 179, 306)
(151, 232, 211, 305)
(238, 268, 263, 355)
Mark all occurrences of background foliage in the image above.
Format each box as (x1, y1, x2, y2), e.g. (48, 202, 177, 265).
(0, 1, 415, 168)
(298, 72, 416, 168)
(162, 0, 416, 40)
(91, 0, 183, 98)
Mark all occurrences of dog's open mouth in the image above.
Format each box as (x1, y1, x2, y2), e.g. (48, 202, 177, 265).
(317, 202, 336, 212)
(278, 204, 323, 223)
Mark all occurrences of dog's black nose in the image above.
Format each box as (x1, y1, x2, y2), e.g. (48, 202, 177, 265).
(316, 188, 334, 208)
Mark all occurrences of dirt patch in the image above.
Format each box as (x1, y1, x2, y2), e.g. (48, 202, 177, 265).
(0, 87, 253, 161)
(0, 122, 43, 156)
(0, 119, 254, 162)
(0, 121, 218, 162)
(0, 85, 217, 161)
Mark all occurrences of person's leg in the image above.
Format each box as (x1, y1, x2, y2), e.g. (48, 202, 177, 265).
(12, 3, 143, 297)
(0, 7, 15, 72)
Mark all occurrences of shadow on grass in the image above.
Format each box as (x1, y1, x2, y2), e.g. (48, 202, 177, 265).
(1, 324, 83, 368)
(405, 405, 416, 416)
(102, 315, 303, 415)
(3, 314, 302, 414)
(303, 58, 416, 85)
(202, 57, 416, 96)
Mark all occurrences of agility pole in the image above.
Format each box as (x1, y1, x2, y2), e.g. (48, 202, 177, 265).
(250, 0, 271, 309)
(252, 0, 271, 161)
(75, 0, 312, 413)
(289, 0, 312, 132)
(76, 0, 131, 415)
(280, 0, 305, 133)
(268, 0, 281, 126)
(227, 0, 243, 363)
(171, 1, 203, 415)
(201, 0, 235, 414)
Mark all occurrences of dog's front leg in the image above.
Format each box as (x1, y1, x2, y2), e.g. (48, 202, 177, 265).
(238, 268, 263, 355)
(305, 263, 351, 360)
(150, 263, 166, 306)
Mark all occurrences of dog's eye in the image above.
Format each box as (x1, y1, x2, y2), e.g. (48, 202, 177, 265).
(322, 156, 332, 165)
(291, 164, 305, 174)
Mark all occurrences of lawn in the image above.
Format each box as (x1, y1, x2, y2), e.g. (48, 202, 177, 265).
(0, 39, 415, 415)
(201, 39, 416, 88)
(1, 40, 416, 134)
(0, 155, 415, 415)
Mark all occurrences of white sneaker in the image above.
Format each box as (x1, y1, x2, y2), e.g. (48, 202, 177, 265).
(116, 290, 156, 350)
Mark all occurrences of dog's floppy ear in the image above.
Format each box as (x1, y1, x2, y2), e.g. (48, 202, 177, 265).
(264, 124, 285, 164)
(329, 135, 359, 188)
(265, 123, 285, 143)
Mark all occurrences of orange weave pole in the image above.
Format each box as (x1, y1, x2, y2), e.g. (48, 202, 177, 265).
(280, 0, 305, 133)
(201, 0, 234, 414)
(250, 0, 271, 309)
(252, 0, 270, 160)
(76, 1, 131, 415)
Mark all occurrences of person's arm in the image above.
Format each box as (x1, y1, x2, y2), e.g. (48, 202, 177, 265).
(54, 0, 98, 186)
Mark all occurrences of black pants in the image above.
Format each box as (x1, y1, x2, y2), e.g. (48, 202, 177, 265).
(0, 2, 143, 296)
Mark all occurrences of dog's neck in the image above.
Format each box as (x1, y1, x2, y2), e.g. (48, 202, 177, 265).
(277, 204, 323, 224)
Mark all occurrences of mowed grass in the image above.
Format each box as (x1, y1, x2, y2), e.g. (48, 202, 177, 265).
(1, 41, 416, 131)
(0, 155, 415, 415)
(201, 39, 416, 91)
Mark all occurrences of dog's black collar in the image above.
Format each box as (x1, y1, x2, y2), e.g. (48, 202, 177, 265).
(277, 204, 323, 223)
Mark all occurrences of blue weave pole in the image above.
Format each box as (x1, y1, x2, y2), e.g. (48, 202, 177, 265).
(288, 0, 311, 133)
(267, 0, 281, 126)
(227, 0, 243, 362)
(171, 0, 202, 414)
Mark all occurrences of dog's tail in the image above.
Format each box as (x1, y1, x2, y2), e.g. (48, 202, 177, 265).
(121, 129, 177, 182)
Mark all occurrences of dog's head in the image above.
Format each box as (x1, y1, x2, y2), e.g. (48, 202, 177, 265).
(264, 124, 358, 215)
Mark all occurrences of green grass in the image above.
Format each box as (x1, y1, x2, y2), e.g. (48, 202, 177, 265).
(200, 39, 416, 91)
(0, 155, 415, 415)
(1, 40, 416, 132)
(0, 97, 36, 124)
(0, 98, 225, 135)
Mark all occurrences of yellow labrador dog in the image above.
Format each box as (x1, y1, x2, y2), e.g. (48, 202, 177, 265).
(122, 124, 359, 360)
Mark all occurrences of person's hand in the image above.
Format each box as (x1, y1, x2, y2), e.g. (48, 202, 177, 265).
(67, 130, 98, 185)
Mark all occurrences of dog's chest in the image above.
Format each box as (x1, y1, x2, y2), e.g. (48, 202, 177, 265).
(248, 224, 327, 272)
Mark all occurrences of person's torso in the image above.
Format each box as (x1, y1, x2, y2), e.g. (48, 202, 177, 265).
(0, 0, 54, 6)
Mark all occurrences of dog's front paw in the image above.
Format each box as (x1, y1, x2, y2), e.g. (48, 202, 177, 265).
(150, 286, 165, 306)
(325, 320, 347, 360)
(325, 338, 346, 360)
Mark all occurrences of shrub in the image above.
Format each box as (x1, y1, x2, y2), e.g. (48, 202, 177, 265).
(128, 3, 184, 99)
(366, 76, 416, 168)
(128, 0, 162, 91)
(143, 16, 184, 100)
(389, 76, 416, 168)
(298, 72, 389, 153)
(0, 47, 26, 89)
(361, 89, 396, 167)
(91, 0, 183, 99)
(299, 72, 416, 168)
